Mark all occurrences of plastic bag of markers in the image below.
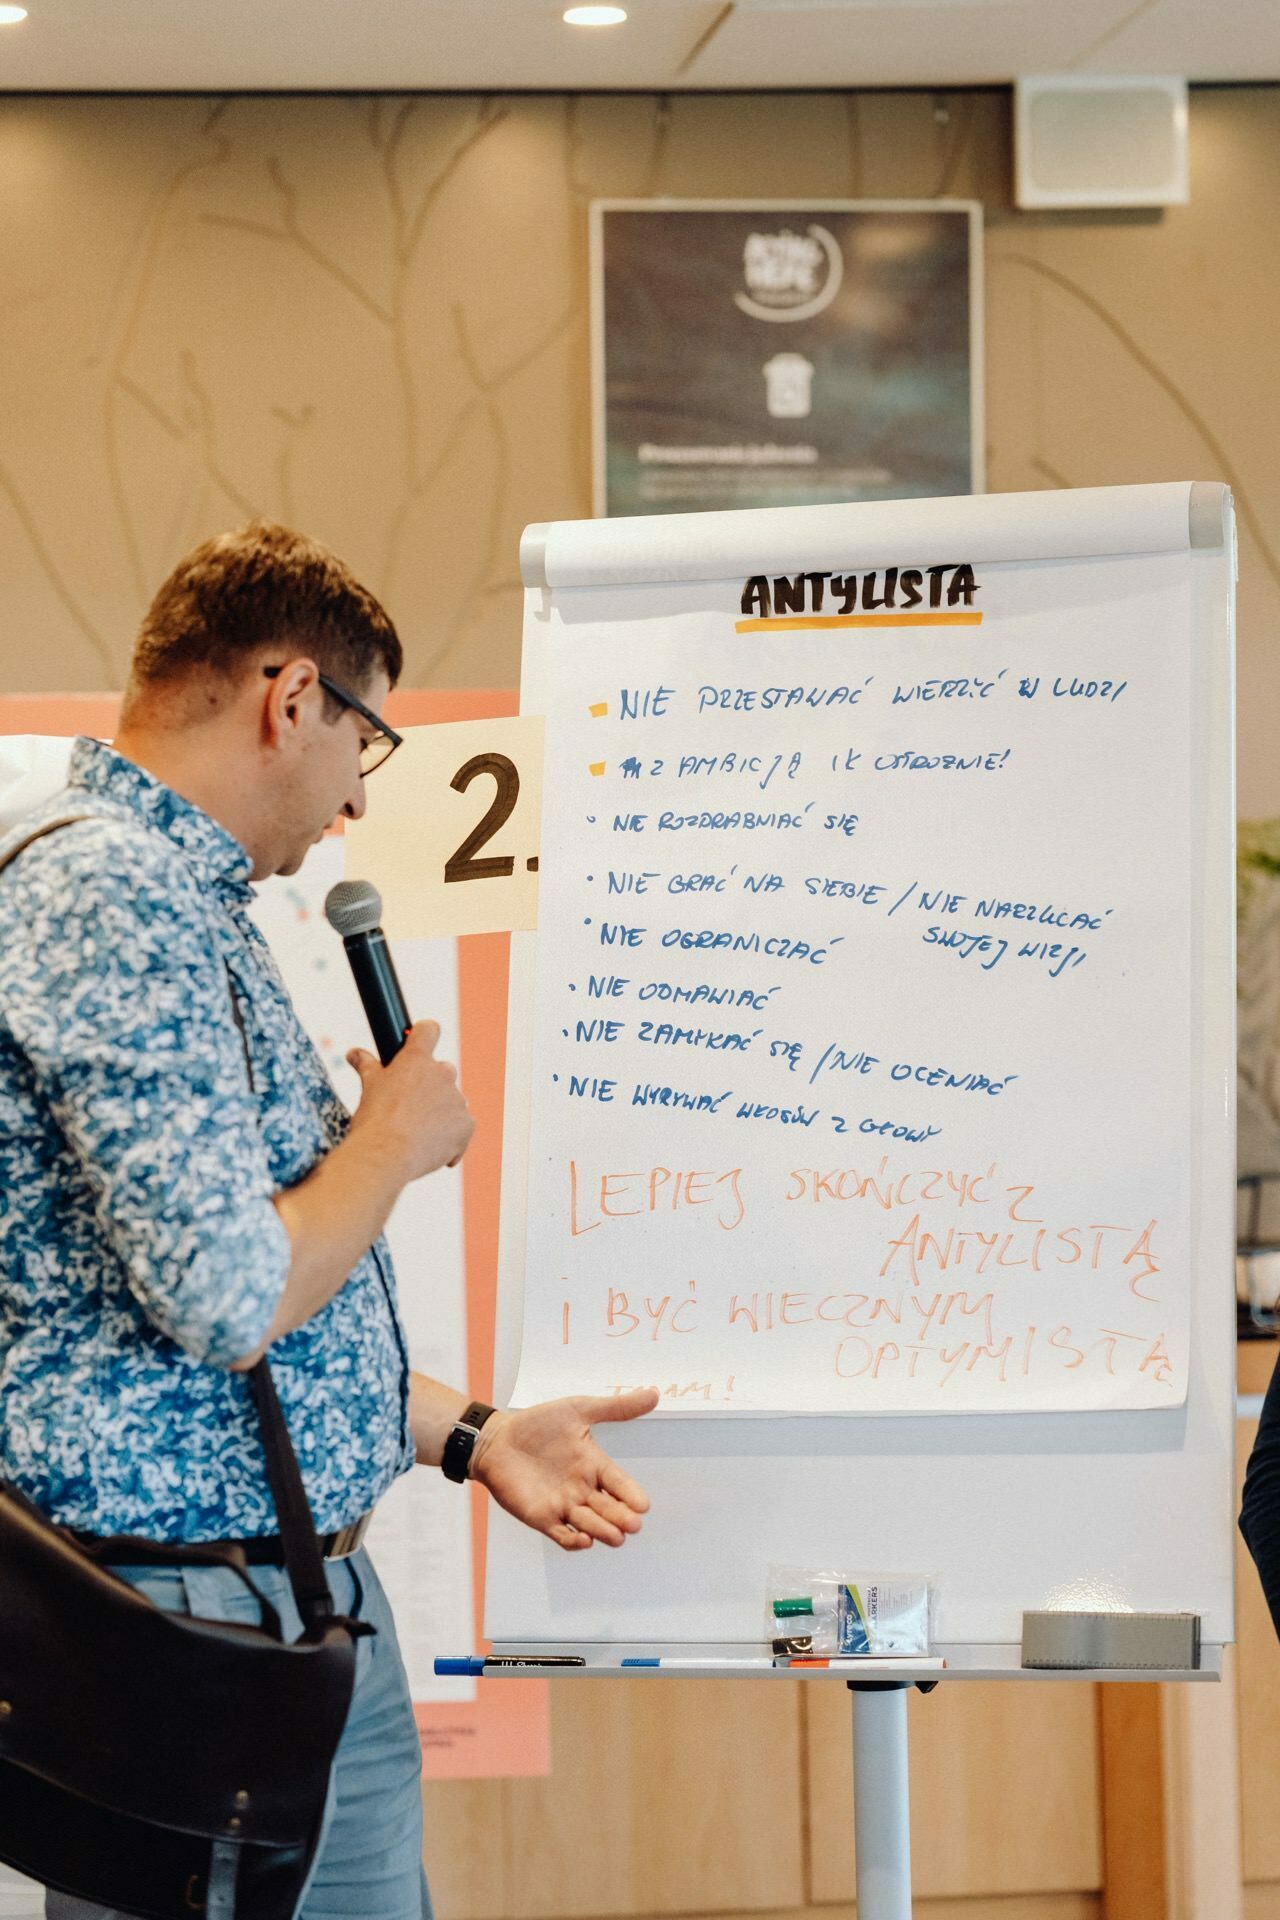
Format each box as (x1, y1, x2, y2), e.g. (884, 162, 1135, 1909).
(767, 1567, 935, 1657)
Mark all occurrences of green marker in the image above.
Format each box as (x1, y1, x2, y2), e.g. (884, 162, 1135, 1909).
(772, 1596, 814, 1618)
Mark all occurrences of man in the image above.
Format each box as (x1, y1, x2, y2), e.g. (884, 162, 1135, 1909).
(0, 523, 658, 1920)
(1242, 1358, 1280, 1640)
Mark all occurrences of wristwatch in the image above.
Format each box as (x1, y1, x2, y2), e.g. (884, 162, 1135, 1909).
(442, 1401, 498, 1484)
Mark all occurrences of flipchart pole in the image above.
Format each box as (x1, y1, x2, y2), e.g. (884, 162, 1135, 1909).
(851, 1683, 913, 1920)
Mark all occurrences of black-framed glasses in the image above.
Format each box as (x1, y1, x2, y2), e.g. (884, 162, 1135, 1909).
(263, 666, 403, 777)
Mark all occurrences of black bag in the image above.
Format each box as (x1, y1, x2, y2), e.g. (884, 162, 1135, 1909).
(0, 1362, 370, 1920)
(0, 820, 371, 1918)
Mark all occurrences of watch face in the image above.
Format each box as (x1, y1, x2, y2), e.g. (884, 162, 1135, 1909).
(443, 1425, 475, 1483)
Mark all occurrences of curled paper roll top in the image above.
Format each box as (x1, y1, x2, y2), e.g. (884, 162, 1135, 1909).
(520, 482, 1231, 591)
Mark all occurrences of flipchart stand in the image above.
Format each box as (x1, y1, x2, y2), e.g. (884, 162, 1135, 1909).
(478, 481, 1236, 1917)
(474, 1630, 1216, 1920)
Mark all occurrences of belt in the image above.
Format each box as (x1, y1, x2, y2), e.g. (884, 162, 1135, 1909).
(72, 1509, 374, 1567)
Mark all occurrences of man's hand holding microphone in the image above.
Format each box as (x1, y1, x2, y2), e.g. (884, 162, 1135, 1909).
(345, 1019, 474, 1176)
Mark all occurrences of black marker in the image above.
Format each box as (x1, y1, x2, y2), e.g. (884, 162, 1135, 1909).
(435, 1656, 586, 1675)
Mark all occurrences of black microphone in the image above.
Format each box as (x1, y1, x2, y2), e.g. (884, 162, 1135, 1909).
(324, 879, 411, 1065)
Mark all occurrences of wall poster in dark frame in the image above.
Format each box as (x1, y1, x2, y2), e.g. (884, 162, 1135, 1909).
(591, 199, 983, 518)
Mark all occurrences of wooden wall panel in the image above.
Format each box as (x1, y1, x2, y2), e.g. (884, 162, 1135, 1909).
(1097, 1685, 1167, 1920)
(804, 1902, 1099, 1920)
(424, 1777, 511, 1920)
(434, 1896, 1099, 1920)
(1159, 1650, 1243, 1920)
(430, 1884, 1100, 1920)
(481, 1679, 805, 1920)
(917, 1904, 1099, 1919)
(806, 1683, 1102, 1903)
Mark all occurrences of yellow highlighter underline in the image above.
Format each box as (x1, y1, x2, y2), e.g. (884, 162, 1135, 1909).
(735, 612, 984, 632)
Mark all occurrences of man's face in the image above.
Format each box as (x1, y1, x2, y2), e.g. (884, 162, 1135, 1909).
(267, 666, 393, 878)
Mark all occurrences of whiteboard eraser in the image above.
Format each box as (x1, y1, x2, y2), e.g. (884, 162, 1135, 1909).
(1021, 1611, 1200, 1670)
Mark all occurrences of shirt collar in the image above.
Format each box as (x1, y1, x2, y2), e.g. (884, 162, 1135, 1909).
(68, 737, 255, 897)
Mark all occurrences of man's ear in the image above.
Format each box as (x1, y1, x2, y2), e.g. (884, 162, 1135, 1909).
(261, 659, 321, 750)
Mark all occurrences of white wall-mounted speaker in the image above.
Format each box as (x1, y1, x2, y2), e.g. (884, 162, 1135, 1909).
(1015, 74, 1189, 210)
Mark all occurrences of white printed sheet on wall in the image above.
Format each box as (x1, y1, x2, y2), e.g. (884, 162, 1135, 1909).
(252, 839, 476, 1701)
(512, 542, 1192, 1415)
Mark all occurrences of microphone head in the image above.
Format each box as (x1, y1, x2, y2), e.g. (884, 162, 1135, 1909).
(324, 878, 383, 938)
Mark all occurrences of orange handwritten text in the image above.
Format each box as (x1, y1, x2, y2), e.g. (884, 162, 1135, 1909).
(570, 1160, 746, 1234)
(608, 1378, 739, 1403)
(878, 1213, 1162, 1295)
(605, 1285, 699, 1340)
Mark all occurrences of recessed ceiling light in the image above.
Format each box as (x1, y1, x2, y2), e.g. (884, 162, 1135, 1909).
(0, 5, 28, 22)
(563, 6, 627, 24)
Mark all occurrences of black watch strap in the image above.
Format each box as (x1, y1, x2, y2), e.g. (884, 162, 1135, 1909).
(442, 1401, 497, 1484)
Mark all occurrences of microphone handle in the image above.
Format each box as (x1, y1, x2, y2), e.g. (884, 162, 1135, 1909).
(344, 928, 411, 1065)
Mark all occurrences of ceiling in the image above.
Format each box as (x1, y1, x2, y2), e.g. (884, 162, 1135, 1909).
(0, 0, 1276, 93)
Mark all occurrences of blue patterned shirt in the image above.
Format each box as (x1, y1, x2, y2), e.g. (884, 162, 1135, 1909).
(0, 738, 413, 1541)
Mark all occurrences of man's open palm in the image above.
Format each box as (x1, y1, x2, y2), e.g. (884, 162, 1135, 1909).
(470, 1388, 660, 1550)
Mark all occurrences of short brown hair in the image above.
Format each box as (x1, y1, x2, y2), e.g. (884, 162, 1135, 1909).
(130, 523, 403, 698)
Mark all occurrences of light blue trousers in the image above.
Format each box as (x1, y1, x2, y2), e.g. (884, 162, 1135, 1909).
(44, 1548, 432, 1920)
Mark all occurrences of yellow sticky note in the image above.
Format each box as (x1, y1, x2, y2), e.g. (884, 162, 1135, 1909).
(343, 714, 544, 939)
(588, 701, 608, 718)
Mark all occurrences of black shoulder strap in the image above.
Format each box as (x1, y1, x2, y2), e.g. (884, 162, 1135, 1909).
(245, 1361, 335, 1632)
(221, 962, 335, 1635)
(2, 816, 337, 1636)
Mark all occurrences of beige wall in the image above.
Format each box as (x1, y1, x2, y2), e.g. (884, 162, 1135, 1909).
(0, 84, 1276, 819)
